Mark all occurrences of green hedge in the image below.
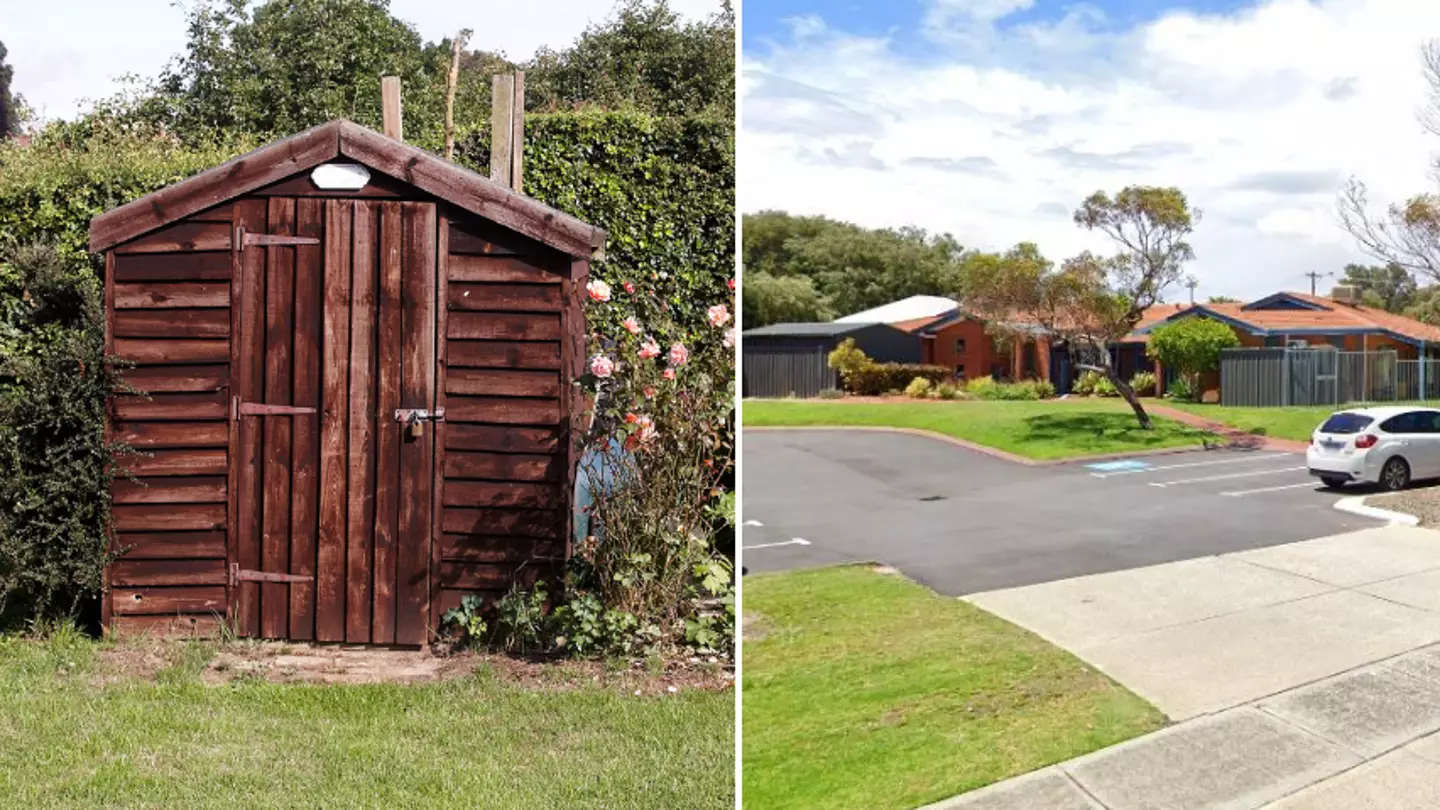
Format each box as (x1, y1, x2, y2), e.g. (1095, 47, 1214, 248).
(843, 363, 951, 396)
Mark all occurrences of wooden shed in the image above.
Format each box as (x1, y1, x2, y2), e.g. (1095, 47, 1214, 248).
(90, 119, 605, 645)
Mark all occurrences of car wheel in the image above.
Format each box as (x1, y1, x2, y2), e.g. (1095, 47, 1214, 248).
(1319, 476, 1347, 490)
(1381, 457, 1412, 491)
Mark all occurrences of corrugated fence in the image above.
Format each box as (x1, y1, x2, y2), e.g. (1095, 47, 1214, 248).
(742, 349, 838, 398)
(1220, 347, 1440, 407)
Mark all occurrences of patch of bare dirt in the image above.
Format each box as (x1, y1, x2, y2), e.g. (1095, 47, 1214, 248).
(742, 611, 769, 643)
(1365, 484, 1440, 526)
(95, 637, 732, 693)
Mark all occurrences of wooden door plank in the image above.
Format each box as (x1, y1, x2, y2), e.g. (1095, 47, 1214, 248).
(113, 251, 231, 282)
(443, 451, 557, 481)
(447, 283, 563, 312)
(439, 534, 563, 563)
(441, 507, 561, 538)
(113, 309, 230, 339)
(120, 365, 229, 394)
(113, 339, 229, 365)
(446, 340, 561, 370)
(396, 201, 437, 645)
(113, 531, 227, 559)
(114, 504, 227, 532)
(118, 448, 228, 478)
(446, 254, 561, 284)
(260, 197, 296, 639)
(447, 312, 561, 341)
(114, 282, 230, 309)
(112, 476, 227, 504)
(446, 368, 561, 398)
(444, 424, 561, 454)
(288, 198, 324, 641)
(430, 213, 450, 636)
(111, 559, 227, 586)
(234, 201, 267, 637)
(113, 392, 228, 421)
(441, 481, 560, 509)
(114, 421, 229, 448)
(443, 396, 561, 425)
(112, 586, 226, 616)
(345, 201, 379, 643)
(113, 221, 232, 254)
(371, 202, 403, 645)
(316, 200, 352, 642)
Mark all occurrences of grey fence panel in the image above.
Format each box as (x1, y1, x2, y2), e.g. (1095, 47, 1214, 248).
(1220, 348, 1285, 406)
(1221, 347, 1424, 407)
(742, 349, 836, 398)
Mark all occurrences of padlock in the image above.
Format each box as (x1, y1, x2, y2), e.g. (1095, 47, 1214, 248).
(409, 419, 424, 439)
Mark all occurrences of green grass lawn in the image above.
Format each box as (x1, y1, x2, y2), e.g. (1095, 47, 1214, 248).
(743, 399, 1212, 460)
(1159, 402, 1336, 442)
(0, 630, 734, 809)
(742, 566, 1165, 810)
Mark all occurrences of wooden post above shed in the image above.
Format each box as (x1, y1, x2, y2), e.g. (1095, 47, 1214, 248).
(90, 119, 604, 645)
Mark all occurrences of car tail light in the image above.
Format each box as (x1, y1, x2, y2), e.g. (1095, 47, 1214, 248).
(1356, 434, 1378, 449)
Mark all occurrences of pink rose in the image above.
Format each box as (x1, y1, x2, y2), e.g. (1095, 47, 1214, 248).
(622, 317, 642, 335)
(723, 327, 736, 349)
(707, 304, 730, 327)
(663, 368, 676, 381)
(638, 340, 660, 360)
(643, 386, 657, 399)
(727, 279, 735, 291)
(668, 342, 689, 366)
(589, 355, 614, 378)
(624, 281, 636, 294)
(585, 280, 611, 303)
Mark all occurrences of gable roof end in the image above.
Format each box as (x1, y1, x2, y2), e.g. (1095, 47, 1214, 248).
(88, 119, 606, 261)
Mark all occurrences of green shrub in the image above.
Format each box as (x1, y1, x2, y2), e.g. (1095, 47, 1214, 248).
(1130, 371, 1157, 396)
(965, 375, 999, 397)
(827, 338, 874, 385)
(935, 383, 963, 400)
(1033, 380, 1057, 399)
(965, 377, 1056, 401)
(843, 363, 950, 396)
(493, 584, 551, 655)
(904, 377, 933, 398)
(1167, 376, 1195, 401)
(1071, 370, 1099, 396)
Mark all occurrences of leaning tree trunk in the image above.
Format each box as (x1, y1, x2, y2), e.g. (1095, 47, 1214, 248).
(1107, 367, 1153, 430)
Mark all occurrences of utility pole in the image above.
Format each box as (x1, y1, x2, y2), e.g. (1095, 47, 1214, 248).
(1185, 276, 1198, 304)
(1304, 271, 1328, 296)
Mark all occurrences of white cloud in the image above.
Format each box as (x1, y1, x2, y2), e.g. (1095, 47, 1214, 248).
(5, 0, 724, 121)
(741, 0, 1440, 301)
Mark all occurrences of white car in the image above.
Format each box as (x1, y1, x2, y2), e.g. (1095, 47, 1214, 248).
(1307, 406, 1440, 491)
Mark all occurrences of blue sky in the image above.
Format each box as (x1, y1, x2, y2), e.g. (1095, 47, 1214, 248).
(740, 0, 1440, 303)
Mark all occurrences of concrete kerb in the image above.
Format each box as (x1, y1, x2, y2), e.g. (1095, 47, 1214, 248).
(1335, 496, 1421, 526)
(742, 425, 1219, 467)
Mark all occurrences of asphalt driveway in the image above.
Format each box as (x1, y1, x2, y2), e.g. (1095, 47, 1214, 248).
(742, 428, 1383, 595)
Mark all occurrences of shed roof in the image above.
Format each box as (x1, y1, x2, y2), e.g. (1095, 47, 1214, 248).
(834, 295, 959, 324)
(88, 119, 607, 260)
(743, 322, 894, 338)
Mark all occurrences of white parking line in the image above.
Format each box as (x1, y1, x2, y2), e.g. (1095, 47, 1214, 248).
(1221, 481, 1320, 497)
(742, 520, 764, 527)
(1089, 452, 1292, 478)
(1148, 466, 1307, 488)
(744, 538, 812, 550)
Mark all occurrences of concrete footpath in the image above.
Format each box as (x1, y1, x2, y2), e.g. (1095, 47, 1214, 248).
(932, 525, 1440, 809)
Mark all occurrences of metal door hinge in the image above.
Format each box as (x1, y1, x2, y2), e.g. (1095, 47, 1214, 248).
(229, 563, 315, 588)
(233, 396, 319, 420)
(234, 226, 321, 248)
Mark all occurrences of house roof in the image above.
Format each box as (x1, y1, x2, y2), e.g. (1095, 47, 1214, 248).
(743, 321, 899, 338)
(1134, 291, 1440, 345)
(88, 119, 607, 260)
(835, 295, 959, 324)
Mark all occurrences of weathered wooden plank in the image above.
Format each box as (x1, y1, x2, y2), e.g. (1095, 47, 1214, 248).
(441, 481, 560, 509)
(120, 364, 229, 394)
(113, 221, 232, 254)
(437, 562, 518, 590)
(444, 424, 561, 454)
(430, 215, 450, 634)
(111, 614, 223, 638)
(103, 252, 116, 634)
(113, 421, 229, 448)
(112, 559, 227, 586)
(396, 201, 437, 646)
(446, 368, 561, 398)
(118, 448, 228, 477)
(112, 586, 226, 616)
(444, 396, 561, 425)
(288, 197, 324, 641)
(112, 531, 226, 559)
(561, 263, 586, 561)
(90, 121, 340, 253)
(113, 391, 228, 421)
(113, 339, 229, 365)
(252, 169, 412, 198)
(446, 226, 519, 256)
(439, 534, 563, 563)
(337, 122, 604, 259)
(371, 201, 403, 645)
(447, 254, 562, 284)
(345, 200, 378, 643)
(447, 312, 561, 341)
(112, 476, 226, 504)
(490, 74, 514, 188)
(114, 282, 229, 309)
(447, 340, 560, 370)
(316, 199, 352, 643)
(113, 504, 226, 532)
(441, 507, 560, 538)
(113, 251, 231, 282)
(233, 198, 267, 638)
(444, 451, 557, 482)
(448, 283, 562, 312)
(186, 202, 236, 223)
(114, 309, 230, 339)
(260, 197, 296, 640)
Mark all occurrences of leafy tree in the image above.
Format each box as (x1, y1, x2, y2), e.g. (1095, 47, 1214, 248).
(742, 271, 834, 327)
(1405, 285, 1440, 325)
(1340, 262, 1416, 311)
(0, 39, 17, 137)
(526, 0, 734, 119)
(1207, 295, 1241, 304)
(1145, 317, 1240, 402)
(962, 187, 1199, 429)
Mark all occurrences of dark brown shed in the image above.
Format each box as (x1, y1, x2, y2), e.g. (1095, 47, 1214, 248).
(91, 119, 604, 645)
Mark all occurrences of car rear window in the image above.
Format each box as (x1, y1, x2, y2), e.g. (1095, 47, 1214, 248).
(1320, 413, 1373, 434)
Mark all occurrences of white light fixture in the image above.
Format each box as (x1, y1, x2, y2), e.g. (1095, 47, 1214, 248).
(310, 163, 371, 191)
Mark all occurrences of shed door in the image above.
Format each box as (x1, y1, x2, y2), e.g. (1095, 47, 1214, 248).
(232, 198, 437, 645)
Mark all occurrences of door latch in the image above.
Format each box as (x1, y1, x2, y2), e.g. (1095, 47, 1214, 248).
(395, 407, 445, 438)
